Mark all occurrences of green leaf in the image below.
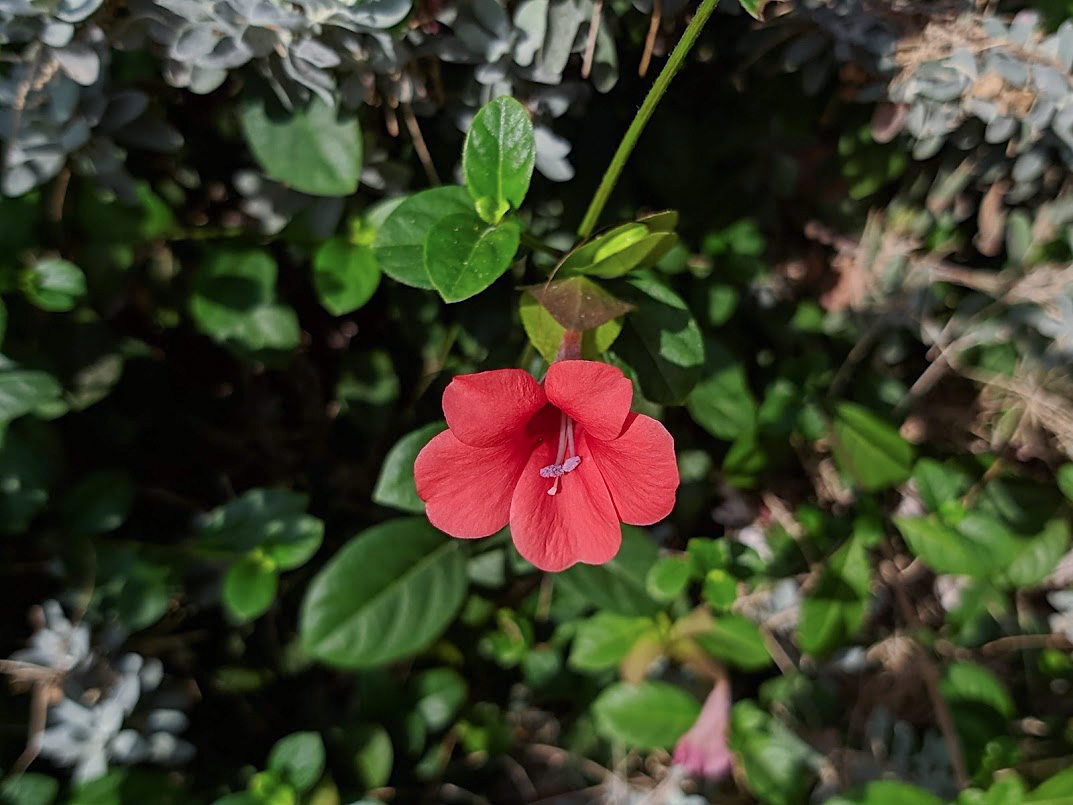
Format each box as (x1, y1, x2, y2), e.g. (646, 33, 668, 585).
(562, 225, 679, 279)
(593, 681, 700, 749)
(797, 532, 872, 656)
(729, 700, 821, 805)
(59, 470, 134, 536)
(695, 614, 772, 670)
(0, 370, 61, 424)
(222, 555, 278, 622)
(189, 249, 300, 354)
(240, 94, 362, 197)
(92, 544, 171, 632)
(827, 781, 945, 805)
(313, 237, 380, 315)
(1025, 767, 1073, 802)
(0, 421, 61, 534)
(462, 96, 535, 223)
(557, 525, 661, 616)
(198, 489, 323, 569)
(940, 662, 1015, 719)
(646, 556, 691, 601)
(425, 213, 520, 302)
(268, 731, 326, 793)
(612, 273, 705, 404)
(372, 422, 446, 513)
(686, 339, 757, 440)
(519, 293, 623, 362)
(23, 257, 87, 312)
(1005, 518, 1070, 588)
(0, 773, 59, 805)
(299, 518, 468, 668)
(736, 0, 764, 19)
(568, 612, 654, 671)
(831, 402, 914, 491)
(895, 514, 1019, 580)
(374, 186, 475, 289)
(413, 668, 468, 731)
(350, 725, 393, 790)
(1057, 464, 1073, 504)
(913, 458, 974, 513)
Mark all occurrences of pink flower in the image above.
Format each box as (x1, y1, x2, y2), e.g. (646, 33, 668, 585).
(673, 674, 733, 780)
(414, 360, 679, 572)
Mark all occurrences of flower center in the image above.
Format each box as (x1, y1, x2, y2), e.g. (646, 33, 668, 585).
(538, 411, 581, 495)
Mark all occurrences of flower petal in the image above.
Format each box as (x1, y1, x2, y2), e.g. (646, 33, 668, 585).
(544, 360, 632, 441)
(442, 369, 547, 448)
(509, 437, 621, 572)
(415, 430, 531, 538)
(587, 413, 678, 525)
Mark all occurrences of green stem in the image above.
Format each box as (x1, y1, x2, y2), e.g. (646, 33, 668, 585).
(577, 0, 721, 239)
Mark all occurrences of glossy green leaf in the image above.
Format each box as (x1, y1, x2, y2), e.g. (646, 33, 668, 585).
(895, 515, 1015, 579)
(313, 237, 380, 315)
(557, 526, 661, 616)
(268, 731, 325, 793)
(222, 555, 278, 622)
(240, 94, 362, 197)
(373, 186, 475, 289)
(563, 226, 679, 279)
(299, 518, 467, 668)
(199, 489, 323, 569)
(1025, 766, 1073, 802)
(612, 273, 704, 404)
(831, 402, 914, 491)
(0, 370, 61, 424)
(189, 249, 300, 354)
(372, 422, 446, 513)
(645, 556, 691, 601)
(1005, 518, 1070, 588)
(686, 339, 757, 440)
(0, 773, 59, 805)
(1058, 464, 1073, 503)
(462, 96, 535, 223)
(413, 668, 468, 731)
(23, 257, 87, 312)
(593, 681, 700, 748)
(351, 725, 393, 790)
(940, 662, 1015, 719)
(797, 532, 872, 657)
(827, 781, 945, 805)
(425, 213, 520, 302)
(913, 458, 973, 513)
(730, 700, 821, 805)
(568, 612, 653, 671)
(59, 470, 134, 536)
(695, 614, 772, 670)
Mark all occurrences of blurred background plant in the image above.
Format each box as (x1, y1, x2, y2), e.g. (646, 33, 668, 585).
(3, 0, 1073, 802)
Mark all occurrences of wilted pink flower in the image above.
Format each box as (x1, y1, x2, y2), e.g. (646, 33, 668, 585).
(673, 674, 732, 780)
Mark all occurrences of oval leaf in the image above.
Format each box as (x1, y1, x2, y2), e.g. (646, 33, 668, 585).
(463, 96, 535, 223)
(374, 186, 476, 289)
(313, 238, 380, 316)
(299, 518, 467, 668)
(593, 681, 700, 748)
(425, 213, 520, 303)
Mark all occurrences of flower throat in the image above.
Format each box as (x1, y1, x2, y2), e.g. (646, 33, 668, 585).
(538, 411, 581, 495)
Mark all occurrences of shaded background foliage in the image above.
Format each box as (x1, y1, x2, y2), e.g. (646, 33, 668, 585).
(4, 0, 1073, 803)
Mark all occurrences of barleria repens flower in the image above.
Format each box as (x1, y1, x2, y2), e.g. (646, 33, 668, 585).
(414, 360, 678, 571)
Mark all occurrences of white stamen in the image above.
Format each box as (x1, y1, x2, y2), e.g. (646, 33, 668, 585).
(540, 411, 581, 495)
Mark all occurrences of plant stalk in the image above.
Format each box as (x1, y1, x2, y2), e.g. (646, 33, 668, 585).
(577, 0, 721, 239)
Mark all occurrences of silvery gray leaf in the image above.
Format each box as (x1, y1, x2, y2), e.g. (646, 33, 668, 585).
(912, 135, 943, 160)
(116, 118, 183, 152)
(984, 115, 1017, 144)
(55, 0, 103, 23)
(1012, 148, 1047, 183)
(41, 20, 75, 47)
(101, 90, 149, 130)
(981, 18, 1007, 39)
(1006, 179, 1038, 204)
(534, 124, 573, 181)
(331, 0, 411, 29)
(1053, 104, 1073, 147)
(905, 101, 927, 137)
(140, 657, 164, 691)
(59, 118, 92, 152)
(1057, 21, 1073, 71)
(475, 56, 510, 85)
(471, 0, 510, 39)
(55, 43, 101, 86)
(201, 35, 255, 69)
(293, 37, 341, 69)
(590, 16, 617, 93)
(1026, 98, 1056, 131)
(985, 52, 1028, 87)
(149, 732, 195, 765)
(965, 97, 999, 125)
(186, 66, 229, 94)
(512, 0, 547, 67)
(945, 48, 977, 79)
(1032, 65, 1068, 101)
(171, 25, 223, 60)
(108, 729, 149, 763)
(1008, 9, 1038, 46)
(527, 0, 585, 84)
(147, 708, 190, 733)
(2, 162, 41, 197)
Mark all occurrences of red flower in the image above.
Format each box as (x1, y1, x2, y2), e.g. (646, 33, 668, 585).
(414, 360, 678, 572)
